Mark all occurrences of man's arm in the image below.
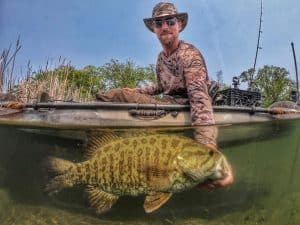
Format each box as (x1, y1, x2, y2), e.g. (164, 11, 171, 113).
(134, 83, 161, 95)
(183, 48, 215, 125)
(193, 126, 234, 189)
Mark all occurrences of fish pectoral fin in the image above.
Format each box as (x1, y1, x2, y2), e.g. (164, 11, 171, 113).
(144, 166, 172, 189)
(85, 185, 119, 215)
(144, 192, 172, 213)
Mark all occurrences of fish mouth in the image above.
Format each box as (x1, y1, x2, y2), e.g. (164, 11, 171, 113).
(195, 158, 227, 189)
(215, 158, 224, 177)
(213, 157, 228, 179)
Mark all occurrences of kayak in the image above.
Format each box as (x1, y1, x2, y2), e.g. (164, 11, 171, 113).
(1, 102, 300, 129)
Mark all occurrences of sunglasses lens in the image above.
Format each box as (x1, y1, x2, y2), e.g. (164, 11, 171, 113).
(154, 20, 163, 27)
(166, 17, 176, 26)
(153, 17, 177, 28)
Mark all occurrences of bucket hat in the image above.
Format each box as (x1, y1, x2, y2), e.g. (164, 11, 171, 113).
(143, 2, 188, 32)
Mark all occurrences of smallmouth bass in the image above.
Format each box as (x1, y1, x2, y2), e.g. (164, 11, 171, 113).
(46, 133, 230, 214)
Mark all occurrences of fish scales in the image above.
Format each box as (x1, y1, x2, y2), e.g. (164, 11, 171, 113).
(73, 134, 188, 195)
(46, 133, 230, 214)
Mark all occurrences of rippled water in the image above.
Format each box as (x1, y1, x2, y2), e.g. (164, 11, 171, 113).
(0, 120, 299, 225)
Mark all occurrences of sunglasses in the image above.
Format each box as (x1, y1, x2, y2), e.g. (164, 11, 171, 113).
(153, 17, 177, 28)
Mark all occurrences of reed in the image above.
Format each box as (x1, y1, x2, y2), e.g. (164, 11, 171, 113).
(1, 38, 96, 103)
(15, 59, 96, 103)
(0, 36, 22, 93)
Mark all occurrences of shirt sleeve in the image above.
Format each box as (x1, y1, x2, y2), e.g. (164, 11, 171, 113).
(183, 48, 215, 125)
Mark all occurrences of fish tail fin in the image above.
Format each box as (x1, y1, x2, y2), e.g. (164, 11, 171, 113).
(45, 157, 76, 195)
(47, 156, 75, 175)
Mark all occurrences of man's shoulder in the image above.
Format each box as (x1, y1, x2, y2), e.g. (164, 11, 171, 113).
(179, 41, 200, 51)
(178, 41, 204, 62)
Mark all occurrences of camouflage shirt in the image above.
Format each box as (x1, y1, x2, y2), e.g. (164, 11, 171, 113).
(136, 41, 215, 125)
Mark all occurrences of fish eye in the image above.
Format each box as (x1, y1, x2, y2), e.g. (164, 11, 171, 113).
(209, 150, 214, 156)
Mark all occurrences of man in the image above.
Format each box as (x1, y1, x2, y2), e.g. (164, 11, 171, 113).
(97, 2, 233, 188)
(97, 2, 214, 127)
(97, 2, 216, 144)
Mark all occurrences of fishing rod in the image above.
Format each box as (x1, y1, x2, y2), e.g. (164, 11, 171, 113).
(250, 0, 263, 90)
(291, 42, 299, 102)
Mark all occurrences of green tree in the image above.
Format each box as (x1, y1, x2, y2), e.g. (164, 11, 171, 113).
(33, 64, 103, 94)
(28, 59, 156, 101)
(68, 65, 103, 94)
(254, 65, 295, 107)
(99, 59, 156, 90)
(31, 59, 156, 92)
(239, 68, 255, 88)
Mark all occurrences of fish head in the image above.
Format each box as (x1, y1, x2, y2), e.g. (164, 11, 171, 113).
(177, 143, 230, 182)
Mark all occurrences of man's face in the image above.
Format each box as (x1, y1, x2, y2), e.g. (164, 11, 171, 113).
(152, 17, 182, 47)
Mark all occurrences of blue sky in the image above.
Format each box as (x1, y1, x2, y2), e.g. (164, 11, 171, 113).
(1, 0, 299, 85)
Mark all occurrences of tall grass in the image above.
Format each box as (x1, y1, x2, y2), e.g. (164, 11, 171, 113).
(15, 59, 95, 103)
(0, 36, 22, 93)
(1, 39, 96, 103)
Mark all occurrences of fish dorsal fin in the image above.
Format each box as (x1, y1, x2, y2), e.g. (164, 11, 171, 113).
(85, 131, 121, 159)
(144, 192, 172, 213)
(85, 185, 119, 215)
(84, 130, 160, 159)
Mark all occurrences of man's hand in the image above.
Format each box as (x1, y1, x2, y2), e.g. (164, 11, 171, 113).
(122, 88, 136, 92)
(198, 164, 234, 190)
(192, 126, 234, 190)
(5, 101, 24, 110)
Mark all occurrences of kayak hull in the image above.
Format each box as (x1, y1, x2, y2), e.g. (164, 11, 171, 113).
(0, 103, 299, 129)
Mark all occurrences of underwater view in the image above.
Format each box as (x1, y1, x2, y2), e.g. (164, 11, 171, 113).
(0, 120, 300, 225)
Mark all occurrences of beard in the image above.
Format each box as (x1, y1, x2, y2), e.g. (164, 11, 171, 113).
(158, 33, 177, 47)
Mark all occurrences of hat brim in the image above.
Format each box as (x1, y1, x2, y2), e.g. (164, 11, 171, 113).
(143, 13, 188, 33)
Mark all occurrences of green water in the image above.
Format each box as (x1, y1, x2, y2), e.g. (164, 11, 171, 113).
(0, 120, 299, 225)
